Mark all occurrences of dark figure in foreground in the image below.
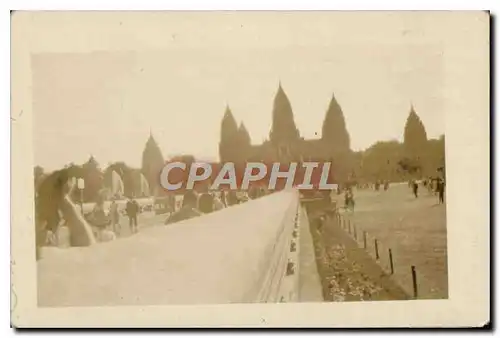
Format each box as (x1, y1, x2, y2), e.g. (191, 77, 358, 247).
(165, 191, 203, 225)
(109, 198, 120, 235)
(35, 170, 96, 260)
(125, 197, 140, 233)
(412, 180, 419, 198)
(437, 178, 445, 204)
(219, 189, 227, 207)
(344, 188, 355, 211)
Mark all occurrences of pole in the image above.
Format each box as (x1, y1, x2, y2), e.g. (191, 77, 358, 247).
(363, 231, 367, 249)
(375, 239, 379, 260)
(353, 224, 357, 240)
(389, 248, 394, 274)
(411, 265, 418, 298)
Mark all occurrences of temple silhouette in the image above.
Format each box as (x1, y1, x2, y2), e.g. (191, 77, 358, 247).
(141, 83, 356, 193)
(218, 83, 354, 182)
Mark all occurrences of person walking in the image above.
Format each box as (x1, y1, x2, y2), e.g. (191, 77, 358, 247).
(412, 180, 419, 198)
(125, 197, 139, 233)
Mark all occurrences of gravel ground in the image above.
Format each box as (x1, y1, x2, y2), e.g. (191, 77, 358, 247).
(332, 183, 448, 299)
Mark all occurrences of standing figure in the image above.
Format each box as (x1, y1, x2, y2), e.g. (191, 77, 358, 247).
(109, 198, 120, 236)
(426, 177, 433, 194)
(219, 189, 227, 207)
(437, 178, 446, 204)
(168, 194, 177, 213)
(126, 197, 139, 233)
(412, 180, 419, 198)
(344, 188, 355, 212)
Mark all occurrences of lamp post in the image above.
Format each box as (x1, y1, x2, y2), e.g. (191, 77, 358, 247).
(77, 178, 85, 214)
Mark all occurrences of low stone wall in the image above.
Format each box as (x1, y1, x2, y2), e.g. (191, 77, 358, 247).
(38, 189, 303, 306)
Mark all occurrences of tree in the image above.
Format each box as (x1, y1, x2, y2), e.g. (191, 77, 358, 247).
(34, 166, 46, 192)
(169, 154, 196, 163)
(103, 162, 136, 198)
(360, 140, 405, 182)
(426, 135, 445, 176)
(81, 156, 103, 203)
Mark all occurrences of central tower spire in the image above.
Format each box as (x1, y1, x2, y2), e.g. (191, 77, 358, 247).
(269, 83, 300, 145)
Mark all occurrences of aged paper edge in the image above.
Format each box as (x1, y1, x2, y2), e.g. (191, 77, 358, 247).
(10, 11, 490, 328)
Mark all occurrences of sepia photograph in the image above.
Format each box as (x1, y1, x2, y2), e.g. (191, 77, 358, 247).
(10, 10, 489, 327)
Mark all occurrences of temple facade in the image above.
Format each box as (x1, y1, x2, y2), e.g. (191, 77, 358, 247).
(218, 84, 354, 182)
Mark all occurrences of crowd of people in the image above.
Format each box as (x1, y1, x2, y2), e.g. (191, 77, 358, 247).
(34, 170, 272, 259)
(164, 186, 268, 225)
(34, 165, 446, 261)
(410, 177, 446, 203)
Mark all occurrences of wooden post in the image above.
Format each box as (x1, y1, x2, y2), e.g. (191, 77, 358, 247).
(353, 224, 357, 240)
(411, 265, 418, 298)
(389, 249, 394, 274)
(374, 239, 379, 260)
(348, 220, 351, 234)
(363, 231, 367, 249)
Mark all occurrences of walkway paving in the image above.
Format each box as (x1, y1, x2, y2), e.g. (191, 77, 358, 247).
(37, 190, 300, 307)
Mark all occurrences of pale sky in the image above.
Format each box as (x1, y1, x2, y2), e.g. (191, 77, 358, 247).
(31, 12, 444, 171)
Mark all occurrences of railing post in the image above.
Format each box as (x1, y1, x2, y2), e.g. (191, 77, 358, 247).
(363, 231, 367, 249)
(389, 248, 394, 274)
(286, 260, 295, 276)
(411, 265, 418, 299)
(374, 239, 379, 260)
